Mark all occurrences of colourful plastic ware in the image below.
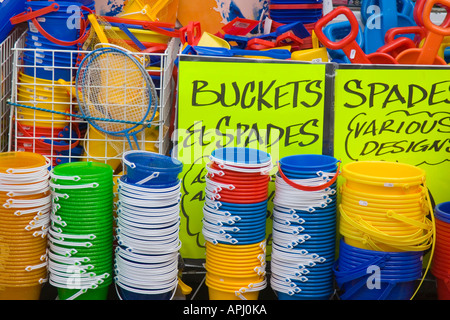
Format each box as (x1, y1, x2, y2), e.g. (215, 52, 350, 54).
(315, 6, 398, 64)
(396, 0, 450, 65)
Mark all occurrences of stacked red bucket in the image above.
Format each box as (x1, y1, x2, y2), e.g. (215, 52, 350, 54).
(202, 147, 272, 300)
(432, 201, 450, 300)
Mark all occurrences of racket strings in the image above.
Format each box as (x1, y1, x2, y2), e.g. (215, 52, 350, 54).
(77, 50, 155, 136)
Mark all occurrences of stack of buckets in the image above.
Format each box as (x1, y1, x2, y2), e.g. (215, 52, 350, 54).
(335, 161, 433, 300)
(271, 154, 339, 300)
(115, 151, 184, 300)
(432, 201, 450, 300)
(202, 147, 272, 300)
(0, 151, 51, 300)
(268, 0, 323, 49)
(11, 0, 95, 82)
(15, 73, 82, 167)
(48, 161, 114, 300)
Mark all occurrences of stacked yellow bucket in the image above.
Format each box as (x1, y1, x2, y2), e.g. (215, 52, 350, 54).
(338, 161, 433, 253)
(0, 152, 51, 300)
(15, 73, 77, 167)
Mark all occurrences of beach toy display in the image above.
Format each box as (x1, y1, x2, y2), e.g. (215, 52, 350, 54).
(115, 150, 184, 300)
(270, 154, 339, 300)
(0, 151, 51, 300)
(431, 201, 450, 300)
(202, 147, 272, 300)
(48, 161, 114, 300)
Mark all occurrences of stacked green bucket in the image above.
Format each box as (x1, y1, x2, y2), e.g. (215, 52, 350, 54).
(48, 161, 114, 300)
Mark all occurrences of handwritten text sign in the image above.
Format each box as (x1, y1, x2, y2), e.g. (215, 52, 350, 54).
(334, 66, 450, 206)
(176, 57, 328, 259)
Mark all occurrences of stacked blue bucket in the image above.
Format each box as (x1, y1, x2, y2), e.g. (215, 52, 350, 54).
(270, 154, 339, 300)
(202, 147, 273, 299)
(11, 0, 95, 81)
(268, 0, 324, 25)
(333, 239, 423, 300)
(202, 147, 272, 247)
(114, 151, 184, 300)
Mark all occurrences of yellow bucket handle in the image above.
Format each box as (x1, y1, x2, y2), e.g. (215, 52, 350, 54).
(386, 209, 433, 231)
(339, 205, 433, 249)
(410, 183, 435, 300)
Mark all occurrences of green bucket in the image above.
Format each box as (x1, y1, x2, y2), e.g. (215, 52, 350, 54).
(57, 277, 112, 300)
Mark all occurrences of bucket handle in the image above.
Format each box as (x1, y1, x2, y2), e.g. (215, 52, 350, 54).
(30, 6, 92, 47)
(337, 270, 399, 301)
(276, 160, 340, 192)
(12, 4, 93, 47)
(10, 3, 60, 25)
(339, 205, 434, 251)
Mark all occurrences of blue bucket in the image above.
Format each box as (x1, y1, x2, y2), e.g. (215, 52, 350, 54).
(26, 30, 79, 49)
(276, 287, 334, 300)
(334, 240, 422, 300)
(117, 284, 174, 300)
(435, 201, 450, 224)
(119, 175, 180, 190)
(27, 17, 80, 43)
(210, 199, 268, 211)
(22, 57, 73, 81)
(279, 154, 338, 173)
(124, 151, 183, 186)
(211, 147, 271, 166)
(0, 0, 26, 43)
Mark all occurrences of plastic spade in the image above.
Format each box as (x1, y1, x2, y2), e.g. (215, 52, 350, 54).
(396, 0, 450, 65)
(363, 0, 417, 54)
(315, 6, 398, 64)
(322, 19, 364, 63)
(360, 0, 415, 25)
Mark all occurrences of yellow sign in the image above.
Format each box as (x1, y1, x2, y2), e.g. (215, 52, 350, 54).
(176, 57, 329, 259)
(334, 66, 450, 207)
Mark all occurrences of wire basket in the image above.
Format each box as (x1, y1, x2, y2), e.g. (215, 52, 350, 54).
(0, 27, 22, 152)
(9, 30, 180, 174)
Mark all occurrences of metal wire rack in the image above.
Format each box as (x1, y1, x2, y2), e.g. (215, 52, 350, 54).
(9, 30, 180, 174)
(0, 27, 22, 152)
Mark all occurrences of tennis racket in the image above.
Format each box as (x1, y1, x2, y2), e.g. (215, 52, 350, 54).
(75, 46, 158, 150)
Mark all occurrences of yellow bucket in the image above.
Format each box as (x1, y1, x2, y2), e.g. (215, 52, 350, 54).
(206, 267, 264, 286)
(0, 152, 47, 172)
(17, 85, 70, 101)
(83, 125, 124, 171)
(18, 72, 73, 94)
(339, 204, 433, 252)
(206, 250, 264, 266)
(205, 274, 264, 300)
(340, 186, 425, 208)
(342, 161, 426, 195)
(205, 240, 266, 255)
(16, 106, 68, 121)
(0, 283, 43, 300)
